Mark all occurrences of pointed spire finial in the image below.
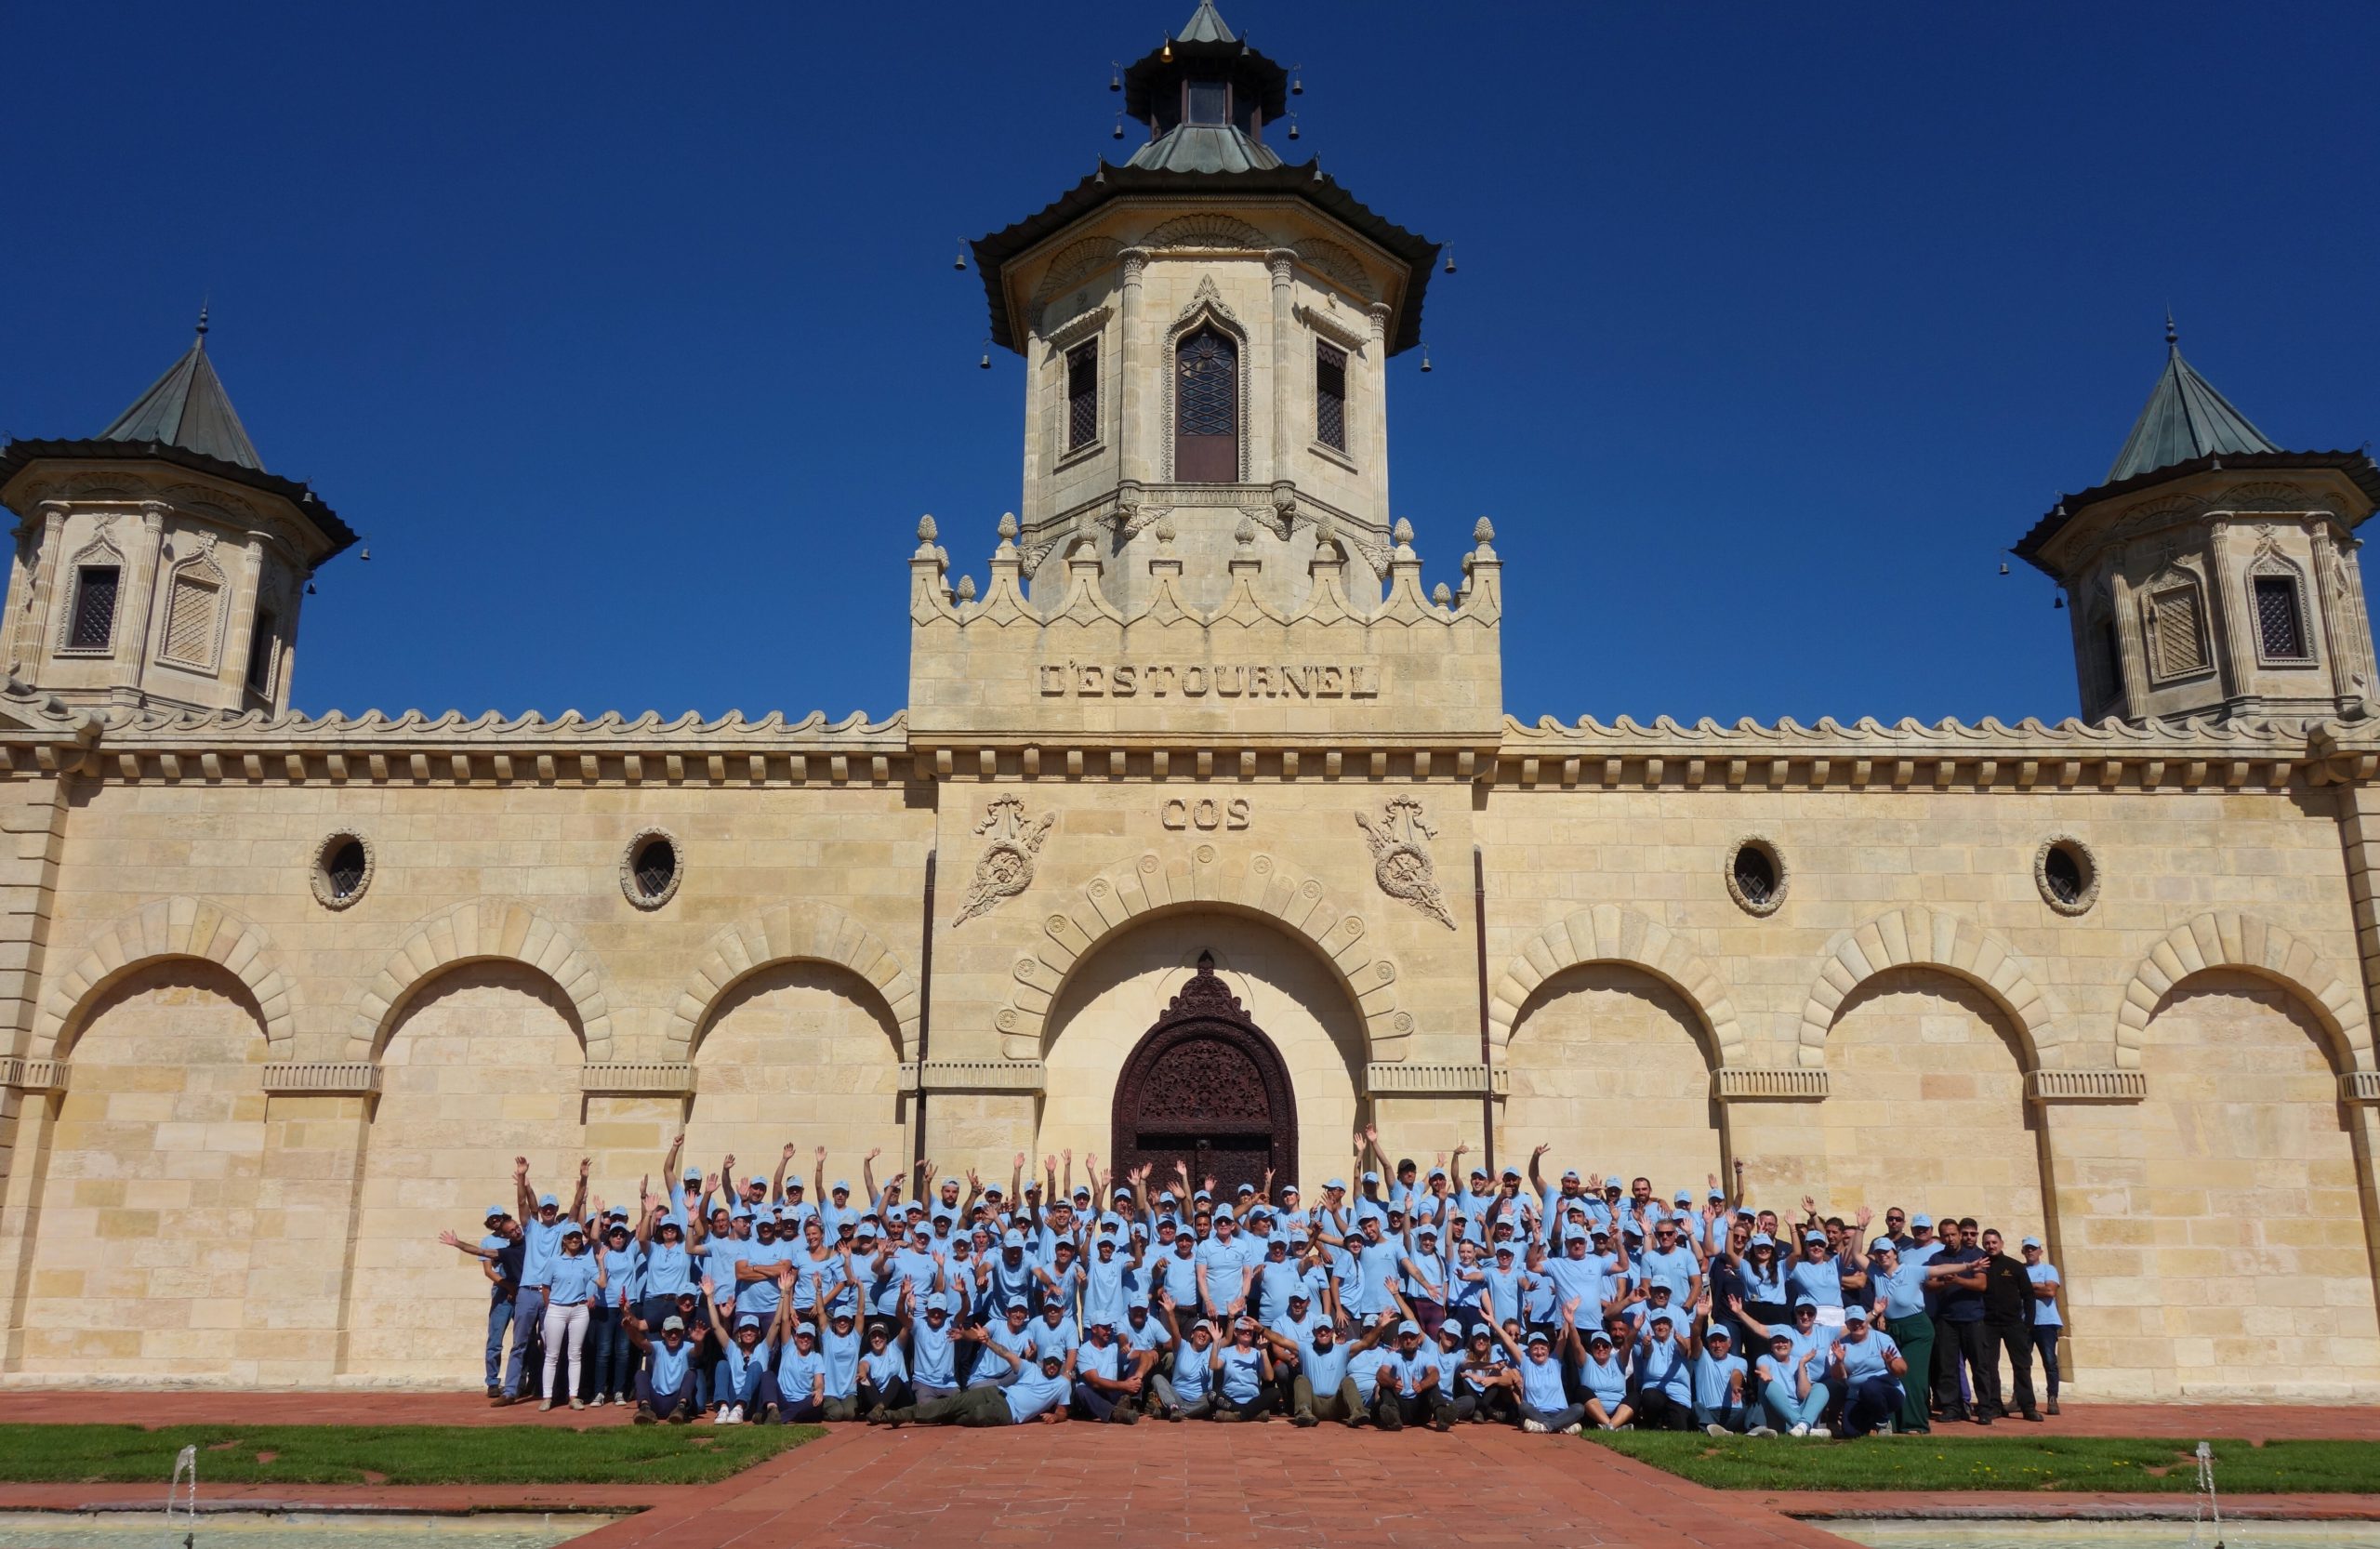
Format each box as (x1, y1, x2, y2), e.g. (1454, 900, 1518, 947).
(194, 302, 209, 342)
(2164, 308, 2177, 349)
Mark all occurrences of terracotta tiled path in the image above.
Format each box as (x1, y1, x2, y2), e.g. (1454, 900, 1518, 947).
(1, 1394, 2374, 1547)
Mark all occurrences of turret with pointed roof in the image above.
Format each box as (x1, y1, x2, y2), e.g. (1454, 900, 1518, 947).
(0, 314, 354, 715)
(966, 2, 1441, 619)
(2013, 322, 2380, 728)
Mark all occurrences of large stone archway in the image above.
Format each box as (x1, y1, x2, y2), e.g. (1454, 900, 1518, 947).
(1037, 912, 1363, 1191)
(1110, 953, 1298, 1198)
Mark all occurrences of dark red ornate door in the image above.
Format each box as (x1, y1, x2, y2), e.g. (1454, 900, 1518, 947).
(1112, 952, 1297, 1199)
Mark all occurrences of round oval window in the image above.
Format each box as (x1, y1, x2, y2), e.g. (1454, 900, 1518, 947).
(622, 829, 681, 908)
(1732, 844, 1778, 907)
(311, 831, 374, 910)
(2036, 837, 2097, 914)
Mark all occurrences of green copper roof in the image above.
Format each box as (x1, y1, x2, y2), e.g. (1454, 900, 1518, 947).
(1175, 0, 1235, 44)
(1127, 122, 1282, 174)
(96, 311, 264, 472)
(2105, 319, 2277, 483)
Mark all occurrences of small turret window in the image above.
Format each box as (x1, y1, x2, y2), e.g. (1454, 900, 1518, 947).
(2253, 575, 2309, 662)
(1316, 342, 1347, 453)
(1066, 340, 1099, 452)
(161, 573, 221, 669)
(245, 607, 278, 695)
(2083, 608, 2122, 714)
(1186, 79, 1228, 126)
(65, 565, 120, 652)
(2147, 584, 2208, 680)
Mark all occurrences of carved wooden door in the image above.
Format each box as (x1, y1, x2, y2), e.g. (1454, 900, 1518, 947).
(1112, 952, 1297, 1199)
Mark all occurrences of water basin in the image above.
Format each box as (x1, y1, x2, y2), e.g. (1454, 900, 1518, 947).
(0, 1510, 617, 1548)
(1829, 1519, 2380, 1549)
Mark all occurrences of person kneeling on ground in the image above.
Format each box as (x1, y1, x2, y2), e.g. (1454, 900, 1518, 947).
(1070, 1318, 1142, 1423)
(1263, 1309, 1392, 1427)
(1828, 1304, 1909, 1440)
(872, 1332, 1071, 1427)
(625, 1304, 715, 1424)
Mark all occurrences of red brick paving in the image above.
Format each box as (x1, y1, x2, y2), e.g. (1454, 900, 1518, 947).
(0, 1395, 2374, 1546)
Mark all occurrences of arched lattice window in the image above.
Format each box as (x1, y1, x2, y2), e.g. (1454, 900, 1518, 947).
(2083, 605, 2122, 713)
(1174, 325, 1238, 483)
(2252, 572, 2311, 663)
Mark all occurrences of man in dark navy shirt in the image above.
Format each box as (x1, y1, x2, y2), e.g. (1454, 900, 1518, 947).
(1927, 1219, 1990, 1423)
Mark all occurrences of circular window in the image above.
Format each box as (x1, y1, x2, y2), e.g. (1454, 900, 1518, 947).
(621, 828, 681, 910)
(2034, 835, 2098, 915)
(1725, 836, 1787, 917)
(311, 831, 374, 910)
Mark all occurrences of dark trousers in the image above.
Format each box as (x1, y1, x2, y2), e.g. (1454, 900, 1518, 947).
(1217, 1382, 1279, 1420)
(858, 1376, 911, 1415)
(1635, 1387, 1693, 1432)
(1935, 1318, 1992, 1417)
(1887, 1314, 1935, 1432)
(1453, 1385, 1517, 1425)
(588, 1304, 632, 1397)
(2032, 1327, 2061, 1397)
(896, 1385, 1019, 1427)
(1370, 1384, 1454, 1430)
(633, 1371, 691, 1420)
(1841, 1376, 1902, 1439)
(1986, 1321, 2036, 1416)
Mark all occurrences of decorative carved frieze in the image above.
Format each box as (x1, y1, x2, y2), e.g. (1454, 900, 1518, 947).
(901, 1059, 1049, 1094)
(1365, 1062, 1504, 1096)
(580, 1063, 697, 1097)
(1710, 1067, 1829, 1101)
(2024, 1069, 2148, 1104)
(0, 1056, 67, 1093)
(261, 1062, 381, 1096)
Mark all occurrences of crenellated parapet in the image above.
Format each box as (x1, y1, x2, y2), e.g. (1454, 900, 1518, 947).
(906, 512, 1502, 753)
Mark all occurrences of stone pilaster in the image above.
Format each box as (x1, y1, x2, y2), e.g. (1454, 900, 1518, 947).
(1117, 248, 1149, 487)
(247, 1092, 373, 1386)
(1267, 249, 1297, 486)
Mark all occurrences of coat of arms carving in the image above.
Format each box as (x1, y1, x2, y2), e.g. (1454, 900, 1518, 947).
(1356, 796, 1456, 930)
(953, 795, 1056, 926)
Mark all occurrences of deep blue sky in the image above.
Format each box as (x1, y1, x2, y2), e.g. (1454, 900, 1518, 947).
(7, 3, 2374, 725)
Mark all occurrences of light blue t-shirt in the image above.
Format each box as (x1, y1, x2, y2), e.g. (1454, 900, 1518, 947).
(1026, 1316, 1080, 1364)
(648, 1337, 693, 1397)
(985, 1319, 1038, 1377)
(1515, 1352, 1567, 1410)
(1787, 1257, 1843, 1310)
(642, 1241, 693, 1299)
(1635, 1331, 1691, 1403)
(520, 1216, 567, 1289)
(820, 1323, 862, 1398)
(1838, 1331, 1903, 1385)
(1003, 1366, 1070, 1422)
(1876, 1262, 1928, 1321)
(1350, 1237, 1405, 1317)
(1576, 1349, 1630, 1407)
(1170, 1340, 1214, 1401)
(911, 1317, 957, 1386)
(861, 1343, 907, 1385)
(1076, 1337, 1121, 1382)
(1639, 1246, 1699, 1303)
(775, 1341, 825, 1400)
(600, 1244, 642, 1304)
(547, 1254, 598, 1304)
(1377, 1347, 1437, 1397)
(2027, 1262, 2063, 1327)
(1288, 1333, 1347, 1393)
(1214, 1344, 1266, 1404)
(1690, 1350, 1746, 1410)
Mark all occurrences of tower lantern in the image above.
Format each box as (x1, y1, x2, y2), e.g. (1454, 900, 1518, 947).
(971, 0, 1440, 616)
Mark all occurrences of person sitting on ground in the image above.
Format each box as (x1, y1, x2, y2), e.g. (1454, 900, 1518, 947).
(1488, 1311, 1579, 1435)
(625, 1301, 714, 1424)
(1565, 1317, 1634, 1432)
(705, 1271, 786, 1425)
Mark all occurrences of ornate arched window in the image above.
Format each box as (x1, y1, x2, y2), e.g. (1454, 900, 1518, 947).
(1174, 324, 1238, 483)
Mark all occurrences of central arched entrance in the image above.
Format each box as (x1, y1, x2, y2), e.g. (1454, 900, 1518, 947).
(1111, 951, 1298, 1197)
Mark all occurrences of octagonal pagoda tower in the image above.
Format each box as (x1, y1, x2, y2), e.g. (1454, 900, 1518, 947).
(972, 0, 1439, 616)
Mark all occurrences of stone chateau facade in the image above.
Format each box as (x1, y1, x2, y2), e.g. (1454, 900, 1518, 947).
(2, 3, 2379, 1397)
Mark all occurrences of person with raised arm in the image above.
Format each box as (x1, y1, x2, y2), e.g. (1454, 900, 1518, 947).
(1828, 1303, 1910, 1438)
(624, 1284, 715, 1424)
(871, 1328, 1072, 1427)
(1731, 1293, 1831, 1436)
(705, 1270, 785, 1424)
(1147, 1290, 1215, 1420)
(1485, 1304, 1578, 1434)
(856, 1281, 915, 1419)
(1264, 1305, 1390, 1427)
(1563, 1304, 1635, 1431)
(497, 1154, 585, 1407)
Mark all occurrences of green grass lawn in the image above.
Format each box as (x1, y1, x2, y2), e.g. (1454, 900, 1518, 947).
(0, 1423, 821, 1488)
(1582, 1433, 2380, 1493)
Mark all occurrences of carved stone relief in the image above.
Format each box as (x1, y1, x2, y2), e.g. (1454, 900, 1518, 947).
(953, 794, 1056, 926)
(1356, 796, 1455, 929)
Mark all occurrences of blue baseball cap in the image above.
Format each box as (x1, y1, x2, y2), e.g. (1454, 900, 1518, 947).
(1803, 1230, 1827, 1245)
(1871, 1237, 1896, 1253)
(537, 1193, 558, 1209)
(1396, 1319, 1421, 1335)
(1362, 1171, 1381, 1185)
(1325, 1178, 1347, 1191)
(1002, 1229, 1025, 1248)
(1673, 1189, 1693, 1204)
(1844, 1304, 1871, 1323)
(483, 1204, 506, 1220)
(1911, 1213, 1934, 1229)
(2020, 1236, 2043, 1249)
(833, 1179, 851, 1193)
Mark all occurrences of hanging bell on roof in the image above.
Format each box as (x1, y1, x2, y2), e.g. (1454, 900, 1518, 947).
(1109, 66, 1121, 92)
(1444, 247, 1457, 275)
(1419, 344, 1433, 374)
(953, 245, 967, 271)
(2053, 595, 2065, 610)
(1287, 113, 1299, 141)
(1291, 66, 1304, 96)
(1113, 113, 1125, 140)
(1999, 562, 2010, 576)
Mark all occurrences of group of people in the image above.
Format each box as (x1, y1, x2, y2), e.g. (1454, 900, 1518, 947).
(443, 1129, 2065, 1437)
